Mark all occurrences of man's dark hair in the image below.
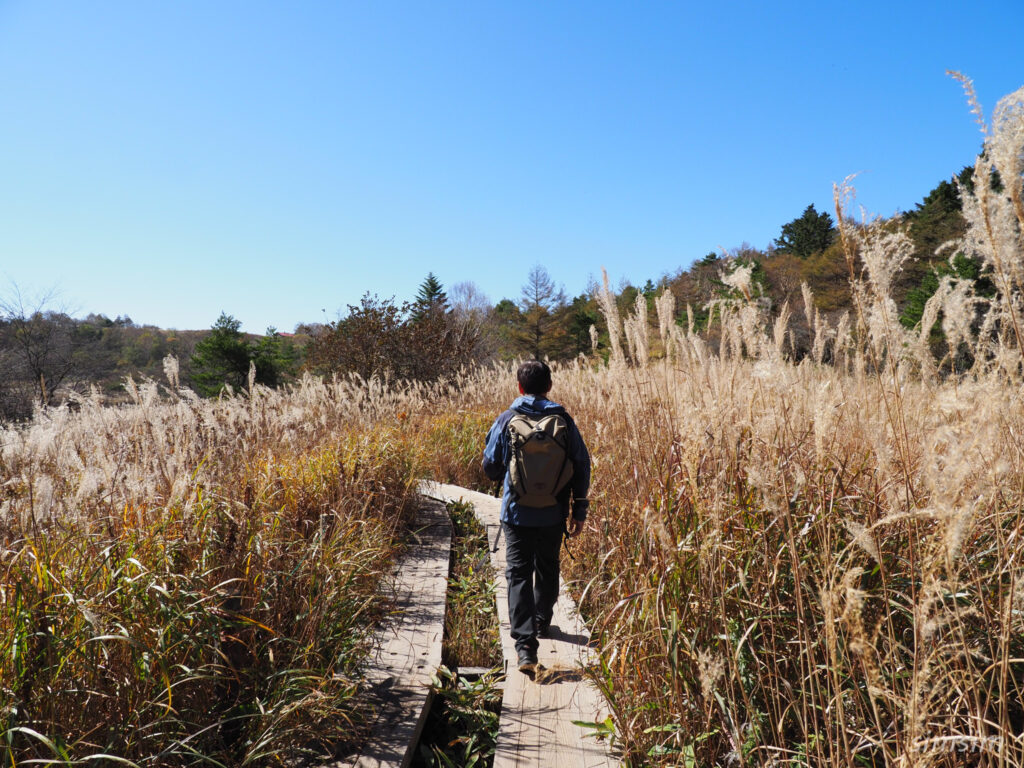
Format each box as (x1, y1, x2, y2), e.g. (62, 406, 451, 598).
(517, 360, 552, 395)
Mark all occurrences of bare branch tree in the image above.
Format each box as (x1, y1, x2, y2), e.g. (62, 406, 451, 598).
(0, 284, 79, 408)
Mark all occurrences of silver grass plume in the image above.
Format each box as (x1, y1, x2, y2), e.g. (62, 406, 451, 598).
(162, 355, 180, 390)
(624, 290, 649, 366)
(655, 288, 676, 360)
(951, 74, 1024, 361)
(595, 268, 626, 368)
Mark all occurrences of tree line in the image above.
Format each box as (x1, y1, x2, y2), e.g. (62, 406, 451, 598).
(0, 290, 206, 420)
(1, 158, 991, 419)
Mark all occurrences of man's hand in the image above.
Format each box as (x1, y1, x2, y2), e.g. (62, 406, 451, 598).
(567, 517, 584, 538)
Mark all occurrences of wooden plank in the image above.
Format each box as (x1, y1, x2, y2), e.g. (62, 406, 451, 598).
(420, 482, 618, 768)
(329, 497, 452, 768)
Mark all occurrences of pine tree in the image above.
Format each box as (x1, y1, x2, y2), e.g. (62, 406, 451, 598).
(774, 204, 836, 259)
(905, 169, 972, 263)
(189, 314, 297, 396)
(411, 273, 448, 322)
(189, 313, 252, 396)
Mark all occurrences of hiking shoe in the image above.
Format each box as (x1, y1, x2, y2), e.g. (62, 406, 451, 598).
(535, 619, 552, 639)
(517, 649, 538, 674)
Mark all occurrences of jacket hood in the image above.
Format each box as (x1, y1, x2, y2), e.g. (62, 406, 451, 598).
(511, 395, 566, 417)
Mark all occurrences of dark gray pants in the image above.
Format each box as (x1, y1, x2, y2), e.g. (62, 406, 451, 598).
(503, 521, 563, 654)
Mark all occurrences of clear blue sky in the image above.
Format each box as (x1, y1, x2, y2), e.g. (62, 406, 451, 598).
(1, 1, 1021, 332)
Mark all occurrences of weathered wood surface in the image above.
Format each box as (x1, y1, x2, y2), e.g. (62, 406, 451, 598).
(332, 497, 451, 768)
(420, 482, 618, 768)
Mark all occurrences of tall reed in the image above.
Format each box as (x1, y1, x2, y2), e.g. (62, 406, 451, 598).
(1, 374, 420, 763)
(539, 80, 1024, 766)
(409, 82, 1024, 766)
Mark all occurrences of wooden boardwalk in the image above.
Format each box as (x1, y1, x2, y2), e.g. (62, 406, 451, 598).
(332, 497, 451, 768)
(421, 482, 618, 768)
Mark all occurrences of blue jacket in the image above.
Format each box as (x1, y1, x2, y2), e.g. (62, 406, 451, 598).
(482, 395, 591, 527)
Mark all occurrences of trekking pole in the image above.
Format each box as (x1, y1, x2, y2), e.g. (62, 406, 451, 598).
(561, 520, 576, 561)
(491, 479, 504, 552)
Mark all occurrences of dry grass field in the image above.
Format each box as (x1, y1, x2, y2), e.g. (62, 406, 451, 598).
(420, 79, 1024, 766)
(2, 79, 1022, 766)
(0, 370, 426, 763)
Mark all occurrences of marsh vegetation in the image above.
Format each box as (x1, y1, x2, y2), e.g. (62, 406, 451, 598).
(2, 79, 1023, 766)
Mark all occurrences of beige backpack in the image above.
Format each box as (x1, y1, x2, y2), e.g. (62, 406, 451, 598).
(508, 412, 574, 508)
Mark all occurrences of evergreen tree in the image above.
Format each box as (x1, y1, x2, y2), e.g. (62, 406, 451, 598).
(252, 328, 301, 388)
(565, 293, 603, 354)
(190, 313, 252, 396)
(411, 273, 448, 322)
(774, 204, 836, 259)
(900, 253, 994, 331)
(905, 169, 973, 262)
(190, 314, 297, 396)
(488, 299, 524, 359)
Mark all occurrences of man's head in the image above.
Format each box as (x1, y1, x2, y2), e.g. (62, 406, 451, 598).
(517, 359, 552, 396)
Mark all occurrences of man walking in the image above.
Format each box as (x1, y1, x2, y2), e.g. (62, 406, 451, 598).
(482, 360, 591, 675)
